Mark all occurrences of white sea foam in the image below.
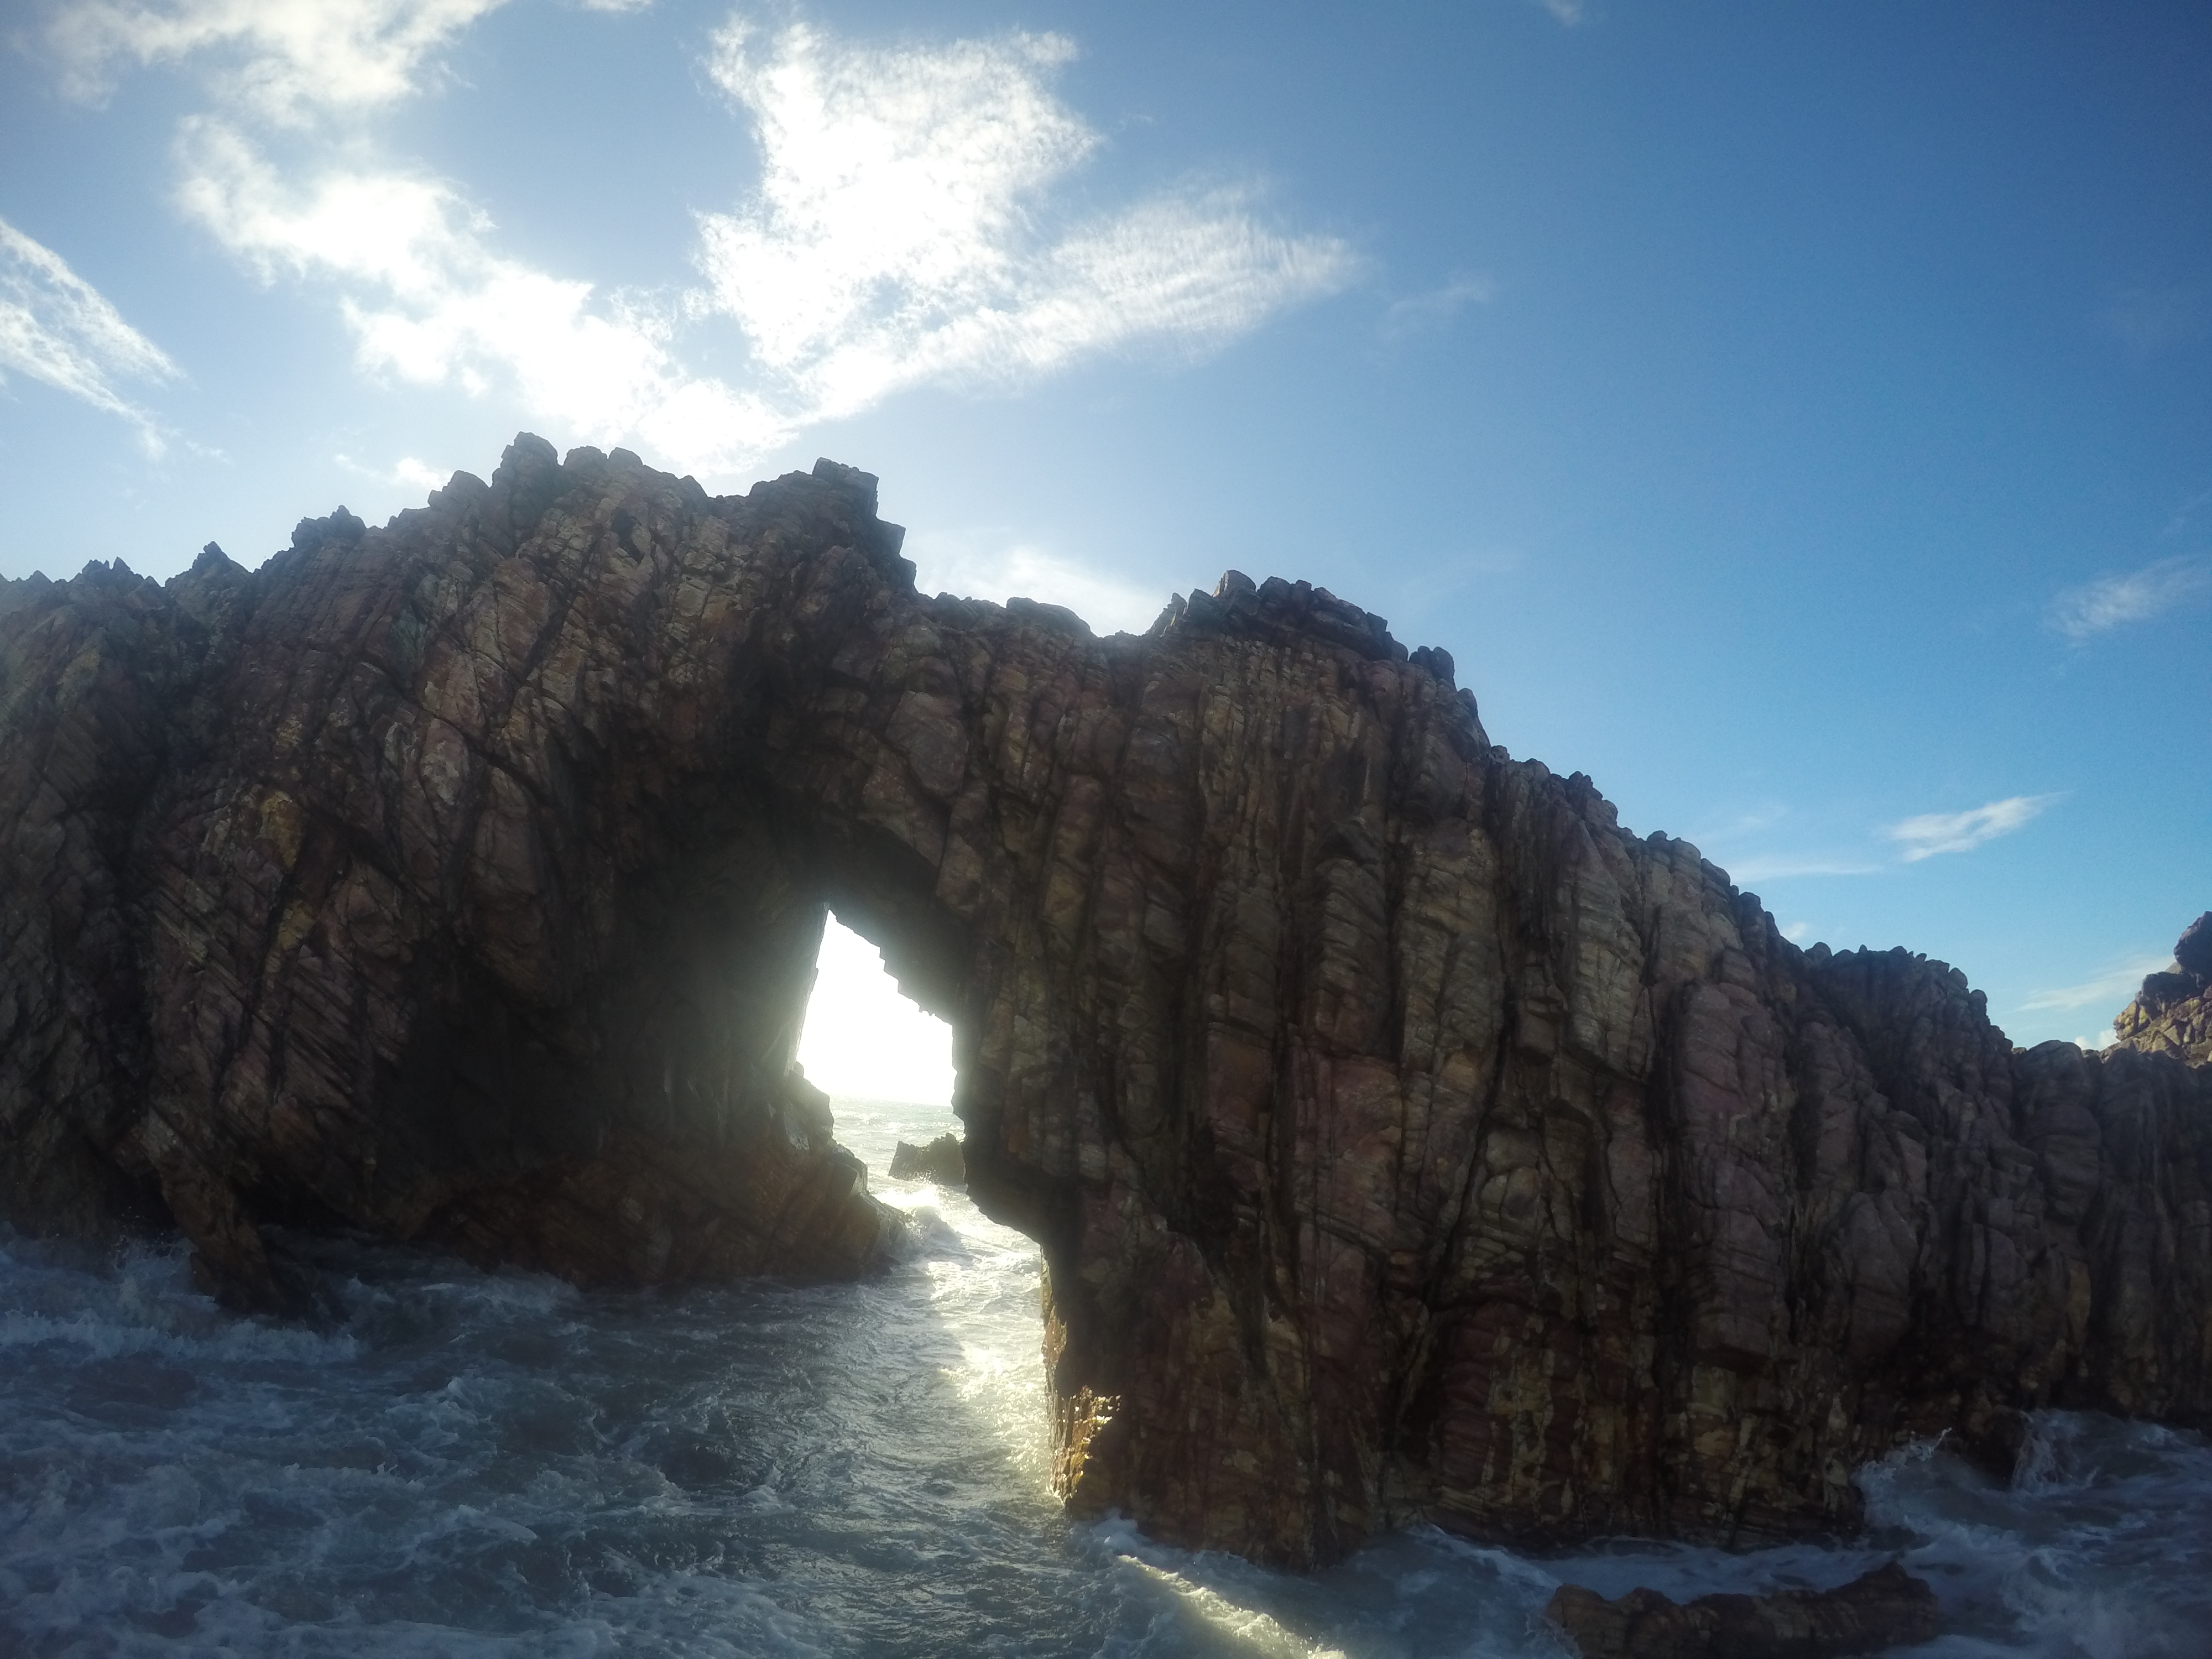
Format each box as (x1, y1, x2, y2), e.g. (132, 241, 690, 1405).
(3, 1102, 2209, 1656)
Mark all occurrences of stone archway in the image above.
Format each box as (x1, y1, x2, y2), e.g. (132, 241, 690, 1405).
(2, 436, 2207, 1571)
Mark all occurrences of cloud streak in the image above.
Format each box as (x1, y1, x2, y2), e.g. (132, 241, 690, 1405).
(2049, 555, 2212, 641)
(0, 215, 178, 451)
(1884, 794, 2060, 862)
(2020, 952, 2174, 1015)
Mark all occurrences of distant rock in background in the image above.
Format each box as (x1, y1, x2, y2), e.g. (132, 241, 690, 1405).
(2111, 911, 2212, 1066)
(889, 1133, 966, 1186)
(1545, 1562, 1940, 1659)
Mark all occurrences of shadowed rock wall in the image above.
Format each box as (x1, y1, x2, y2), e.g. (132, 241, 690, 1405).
(3, 436, 2207, 1567)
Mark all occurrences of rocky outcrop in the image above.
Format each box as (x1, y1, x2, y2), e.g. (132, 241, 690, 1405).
(2, 436, 2208, 1569)
(1546, 1563, 1940, 1659)
(889, 1133, 966, 1186)
(2111, 913, 2212, 1066)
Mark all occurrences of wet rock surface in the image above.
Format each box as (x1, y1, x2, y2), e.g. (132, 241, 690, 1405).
(889, 1133, 966, 1186)
(2, 437, 2208, 1567)
(2112, 912, 2212, 1066)
(1545, 1562, 1940, 1659)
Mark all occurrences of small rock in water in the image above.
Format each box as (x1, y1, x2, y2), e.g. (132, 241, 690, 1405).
(889, 1134, 966, 1186)
(1544, 1561, 1939, 1658)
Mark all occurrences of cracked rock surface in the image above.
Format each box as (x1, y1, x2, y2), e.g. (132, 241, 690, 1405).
(3, 436, 2208, 1567)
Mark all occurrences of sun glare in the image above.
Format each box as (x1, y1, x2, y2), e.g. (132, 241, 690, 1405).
(795, 915, 956, 1105)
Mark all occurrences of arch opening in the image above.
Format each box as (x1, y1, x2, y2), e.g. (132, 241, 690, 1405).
(796, 914, 956, 1117)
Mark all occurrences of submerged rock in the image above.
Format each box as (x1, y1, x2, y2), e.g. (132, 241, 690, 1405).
(2, 436, 2207, 1568)
(1545, 1562, 1940, 1659)
(889, 1133, 966, 1186)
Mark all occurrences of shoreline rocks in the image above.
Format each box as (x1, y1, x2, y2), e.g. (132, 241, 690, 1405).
(889, 1133, 966, 1186)
(1545, 1562, 1941, 1658)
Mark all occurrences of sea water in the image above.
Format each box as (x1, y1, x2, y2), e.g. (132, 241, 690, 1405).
(3, 1096, 2209, 1658)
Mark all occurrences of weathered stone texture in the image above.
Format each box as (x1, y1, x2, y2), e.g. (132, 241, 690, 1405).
(2, 437, 2207, 1569)
(2112, 912, 2212, 1066)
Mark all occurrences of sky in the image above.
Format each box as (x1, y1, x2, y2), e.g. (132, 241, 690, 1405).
(2, 0, 2206, 1073)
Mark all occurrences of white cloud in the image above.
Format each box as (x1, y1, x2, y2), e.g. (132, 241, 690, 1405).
(2049, 555, 2212, 641)
(1540, 0, 1587, 21)
(907, 529, 1168, 636)
(1781, 921, 1813, 943)
(337, 449, 452, 492)
(176, 121, 792, 476)
(48, 0, 510, 123)
(695, 14, 1359, 422)
(51, 1, 1357, 481)
(1884, 794, 2059, 863)
(0, 215, 178, 451)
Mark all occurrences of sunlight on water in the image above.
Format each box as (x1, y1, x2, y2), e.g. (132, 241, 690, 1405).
(0, 1093, 2206, 1656)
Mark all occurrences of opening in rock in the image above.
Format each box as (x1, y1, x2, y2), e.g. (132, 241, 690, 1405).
(797, 914, 958, 1181)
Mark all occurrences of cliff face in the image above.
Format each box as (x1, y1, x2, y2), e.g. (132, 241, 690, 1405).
(3, 437, 2207, 1567)
(2112, 914, 2212, 1066)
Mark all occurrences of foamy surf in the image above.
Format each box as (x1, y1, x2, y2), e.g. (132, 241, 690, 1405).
(2, 1098, 2205, 1656)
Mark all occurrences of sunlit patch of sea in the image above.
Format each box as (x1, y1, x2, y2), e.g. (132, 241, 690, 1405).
(2, 1096, 2206, 1656)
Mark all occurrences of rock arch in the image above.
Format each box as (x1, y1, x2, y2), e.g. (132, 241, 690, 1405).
(2, 436, 2207, 1568)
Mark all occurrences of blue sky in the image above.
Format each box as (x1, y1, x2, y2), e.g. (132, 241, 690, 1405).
(2, 0, 2206, 1055)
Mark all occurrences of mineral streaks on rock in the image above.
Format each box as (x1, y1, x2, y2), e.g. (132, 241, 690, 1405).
(2112, 912, 2212, 1066)
(2, 436, 2209, 1570)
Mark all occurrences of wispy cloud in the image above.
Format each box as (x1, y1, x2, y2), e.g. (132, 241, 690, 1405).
(337, 450, 456, 492)
(2049, 554, 2212, 641)
(1538, 0, 1587, 23)
(1884, 794, 2060, 863)
(1725, 854, 1883, 883)
(907, 529, 1168, 636)
(47, 0, 510, 123)
(1379, 274, 1494, 343)
(693, 17, 1358, 424)
(2020, 952, 2173, 1015)
(51, 2, 1356, 481)
(1713, 791, 2060, 888)
(0, 215, 178, 451)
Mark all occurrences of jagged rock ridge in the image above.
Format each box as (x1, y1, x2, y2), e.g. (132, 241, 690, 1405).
(2, 436, 2207, 1569)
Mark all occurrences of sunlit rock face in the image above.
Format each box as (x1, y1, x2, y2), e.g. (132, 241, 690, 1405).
(2112, 913, 2212, 1066)
(2, 436, 2208, 1567)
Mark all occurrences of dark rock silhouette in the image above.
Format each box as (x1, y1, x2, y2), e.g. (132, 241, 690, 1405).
(2, 436, 2207, 1568)
(1546, 1562, 1940, 1658)
(889, 1133, 966, 1186)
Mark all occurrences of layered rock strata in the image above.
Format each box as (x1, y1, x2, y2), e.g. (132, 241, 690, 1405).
(2, 437, 2208, 1568)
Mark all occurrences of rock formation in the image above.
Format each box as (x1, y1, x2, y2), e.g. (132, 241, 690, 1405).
(2111, 913, 2212, 1066)
(2, 436, 2208, 1569)
(889, 1133, 966, 1186)
(1545, 1562, 1940, 1659)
